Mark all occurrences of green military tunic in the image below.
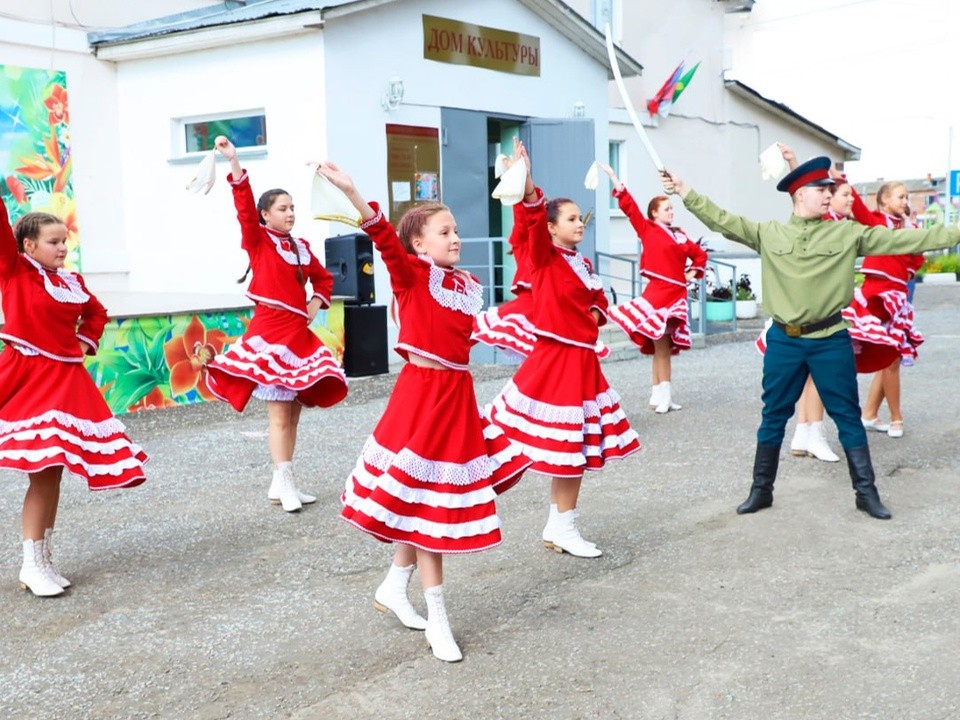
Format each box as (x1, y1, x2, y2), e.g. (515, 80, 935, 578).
(683, 190, 960, 339)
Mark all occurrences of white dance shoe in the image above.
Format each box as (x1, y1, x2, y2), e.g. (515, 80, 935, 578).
(19, 540, 65, 597)
(424, 585, 463, 663)
(374, 563, 427, 630)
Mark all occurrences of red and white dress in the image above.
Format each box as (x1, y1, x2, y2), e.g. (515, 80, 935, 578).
(0, 204, 147, 488)
(485, 189, 641, 478)
(607, 187, 707, 355)
(340, 203, 531, 554)
(840, 191, 924, 372)
(472, 203, 611, 360)
(204, 170, 348, 411)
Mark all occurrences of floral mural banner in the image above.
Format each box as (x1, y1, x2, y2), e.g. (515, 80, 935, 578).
(0, 304, 345, 415)
(0, 65, 78, 269)
(82, 304, 345, 415)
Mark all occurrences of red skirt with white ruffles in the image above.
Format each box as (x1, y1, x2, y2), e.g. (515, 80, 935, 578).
(841, 282, 922, 373)
(205, 304, 348, 412)
(0, 347, 147, 488)
(608, 278, 691, 355)
(341, 363, 531, 554)
(472, 292, 611, 361)
(485, 337, 641, 479)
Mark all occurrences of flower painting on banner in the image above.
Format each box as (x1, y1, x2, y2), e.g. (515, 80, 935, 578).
(0, 65, 79, 270)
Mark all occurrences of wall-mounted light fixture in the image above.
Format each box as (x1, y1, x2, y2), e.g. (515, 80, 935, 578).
(573, 100, 585, 118)
(381, 77, 404, 111)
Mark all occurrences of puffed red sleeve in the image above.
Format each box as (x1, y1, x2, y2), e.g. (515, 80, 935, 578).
(584, 256, 609, 325)
(228, 170, 266, 252)
(360, 202, 414, 291)
(303, 241, 333, 308)
(524, 188, 552, 269)
(850, 188, 885, 228)
(686, 238, 708, 278)
(0, 200, 18, 278)
(507, 201, 528, 260)
(613, 186, 655, 241)
(75, 274, 109, 355)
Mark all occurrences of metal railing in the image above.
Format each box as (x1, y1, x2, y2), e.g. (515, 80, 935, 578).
(594, 251, 741, 336)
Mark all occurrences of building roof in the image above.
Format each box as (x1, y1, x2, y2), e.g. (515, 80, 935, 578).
(724, 77, 861, 161)
(87, 0, 643, 78)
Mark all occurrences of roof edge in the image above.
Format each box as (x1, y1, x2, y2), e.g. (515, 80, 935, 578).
(724, 77, 860, 161)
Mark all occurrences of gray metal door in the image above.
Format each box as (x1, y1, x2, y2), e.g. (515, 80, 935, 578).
(520, 118, 596, 259)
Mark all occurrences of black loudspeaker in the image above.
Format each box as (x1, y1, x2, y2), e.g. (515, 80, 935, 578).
(343, 304, 389, 377)
(325, 233, 375, 304)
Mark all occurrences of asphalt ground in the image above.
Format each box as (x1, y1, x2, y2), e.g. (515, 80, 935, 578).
(1, 284, 958, 720)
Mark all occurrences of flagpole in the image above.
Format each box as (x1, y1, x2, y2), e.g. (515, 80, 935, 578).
(604, 24, 665, 173)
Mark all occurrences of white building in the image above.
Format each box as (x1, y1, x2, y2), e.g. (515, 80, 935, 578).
(1, 0, 861, 343)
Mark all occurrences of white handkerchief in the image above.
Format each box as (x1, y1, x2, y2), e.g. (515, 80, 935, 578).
(494, 153, 509, 179)
(311, 172, 361, 227)
(491, 159, 528, 206)
(759, 143, 787, 181)
(185, 151, 217, 195)
(584, 161, 600, 190)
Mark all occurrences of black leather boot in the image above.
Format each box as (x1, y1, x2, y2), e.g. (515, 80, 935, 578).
(736, 444, 780, 514)
(845, 445, 891, 520)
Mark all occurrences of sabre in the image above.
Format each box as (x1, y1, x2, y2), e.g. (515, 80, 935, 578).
(604, 24, 665, 173)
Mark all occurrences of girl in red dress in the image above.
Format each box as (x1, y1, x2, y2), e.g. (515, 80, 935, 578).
(472, 140, 610, 362)
(204, 137, 348, 512)
(843, 181, 923, 439)
(486, 146, 641, 559)
(0, 206, 147, 597)
(317, 161, 530, 663)
(600, 163, 707, 414)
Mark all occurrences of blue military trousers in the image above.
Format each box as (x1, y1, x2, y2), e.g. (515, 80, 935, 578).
(758, 324, 868, 449)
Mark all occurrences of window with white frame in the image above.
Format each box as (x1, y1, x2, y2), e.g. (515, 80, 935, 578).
(176, 110, 267, 156)
(608, 140, 624, 209)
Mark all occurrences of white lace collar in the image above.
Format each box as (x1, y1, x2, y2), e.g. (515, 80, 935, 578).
(556, 247, 603, 291)
(24, 254, 90, 304)
(420, 257, 484, 316)
(265, 228, 310, 267)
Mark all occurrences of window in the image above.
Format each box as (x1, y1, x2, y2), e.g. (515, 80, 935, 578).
(608, 141, 623, 209)
(591, 0, 621, 41)
(179, 111, 267, 155)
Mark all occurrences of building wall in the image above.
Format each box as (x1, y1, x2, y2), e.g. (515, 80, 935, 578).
(319, 0, 614, 351)
(111, 32, 328, 294)
(566, 0, 856, 300)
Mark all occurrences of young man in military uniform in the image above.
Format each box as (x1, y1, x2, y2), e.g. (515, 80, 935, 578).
(661, 157, 960, 520)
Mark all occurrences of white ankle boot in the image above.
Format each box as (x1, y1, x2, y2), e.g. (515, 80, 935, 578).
(655, 382, 681, 414)
(43, 528, 70, 588)
(374, 563, 427, 630)
(19, 539, 65, 597)
(806, 422, 840, 462)
(268, 462, 302, 512)
(790, 423, 810, 457)
(548, 509, 602, 558)
(543, 504, 596, 551)
(268, 463, 316, 506)
(423, 585, 462, 663)
(648, 384, 661, 408)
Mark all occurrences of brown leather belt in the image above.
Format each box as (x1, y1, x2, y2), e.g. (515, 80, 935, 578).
(772, 311, 844, 338)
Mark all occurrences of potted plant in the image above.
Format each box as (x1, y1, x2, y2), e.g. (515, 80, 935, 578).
(705, 282, 734, 322)
(735, 274, 758, 319)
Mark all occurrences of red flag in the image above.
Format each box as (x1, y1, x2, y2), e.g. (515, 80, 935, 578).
(646, 61, 685, 117)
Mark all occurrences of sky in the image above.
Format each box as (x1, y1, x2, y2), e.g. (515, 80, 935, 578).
(727, 0, 959, 184)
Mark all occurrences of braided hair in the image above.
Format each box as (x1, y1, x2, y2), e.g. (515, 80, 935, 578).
(13, 212, 63, 252)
